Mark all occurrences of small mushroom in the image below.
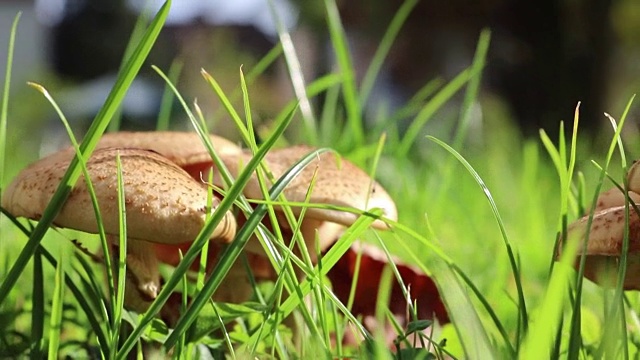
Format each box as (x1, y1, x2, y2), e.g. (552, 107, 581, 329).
(557, 161, 640, 288)
(2, 147, 236, 312)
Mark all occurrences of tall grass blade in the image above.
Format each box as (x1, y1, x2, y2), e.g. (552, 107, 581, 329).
(397, 69, 474, 157)
(162, 106, 306, 349)
(27, 82, 117, 318)
(429, 135, 524, 350)
(519, 229, 580, 358)
(108, 4, 152, 132)
(156, 58, 183, 131)
(430, 258, 495, 358)
(451, 29, 490, 149)
(0, 12, 20, 208)
(0, 0, 170, 305)
(31, 247, 44, 358)
(110, 154, 128, 356)
(359, 0, 418, 107)
(210, 43, 283, 123)
(248, 212, 380, 349)
(596, 110, 634, 359)
(117, 103, 299, 357)
(324, 0, 364, 145)
(47, 255, 65, 359)
(268, 0, 317, 141)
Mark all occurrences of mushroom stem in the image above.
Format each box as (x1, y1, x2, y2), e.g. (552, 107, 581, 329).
(107, 235, 161, 302)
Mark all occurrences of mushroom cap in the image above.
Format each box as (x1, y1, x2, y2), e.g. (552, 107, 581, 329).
(185, 145, 398, 230)
(94, 131, 243, 166)
(2, 147, 235, 245)
(628, 161, 640, 194)
(565, 206, 640, 255)
(559, 205, 640, 289)
(593, 189, 640, 212)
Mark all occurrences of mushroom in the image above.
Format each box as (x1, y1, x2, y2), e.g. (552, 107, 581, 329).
(175, 145, 397, 259)
(153, 141, 448, 331)
(557, 162, 640, 289)
(2, 147, 236, 313)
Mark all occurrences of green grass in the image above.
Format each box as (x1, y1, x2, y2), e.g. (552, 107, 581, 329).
(2, 0, 640, 358)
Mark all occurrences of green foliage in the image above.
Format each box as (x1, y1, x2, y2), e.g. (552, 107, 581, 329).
(2, 0, 640, 358)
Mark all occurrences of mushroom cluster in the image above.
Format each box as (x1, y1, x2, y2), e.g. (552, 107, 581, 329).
(557, 161, 640, 288)
(2, 131, 447, 333)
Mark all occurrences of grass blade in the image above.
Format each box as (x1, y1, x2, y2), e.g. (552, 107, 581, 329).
(0, 12, 20, 206)
(47, 255, 65, 359)
(110, 153, 128, 356)
(324, 0, 364, 145)
(451, 29, 491, 149)
(116, 103, 299, 358)
(162, 104, 300, 349)
(428, 135, 521, 354)
(31, 247, 44, 358)
(269, 0, 317, 141)
(155, 58, 183, 131)
(359, 0, 418, 107)
(397, 68, 474, 157)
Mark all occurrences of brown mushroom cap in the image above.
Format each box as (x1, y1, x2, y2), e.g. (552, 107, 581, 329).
(185, 145, 398, 230)
(559, 203, 640, 289)
(628, 161, 640, 194)
(2, 147, 235, 245)
(94, 131, 243, 166)
(593, 188, 640, 212)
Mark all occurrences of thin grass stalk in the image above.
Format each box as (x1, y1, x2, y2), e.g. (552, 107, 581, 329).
(156, 59, 183, 131)
(567, 98, 633, 358)
(268, 0, 317, 141)
(451, 29, 491, 150)
(117, 103, 298, 357)
(382, 77, 443, 129)
(373, 266, 393, 352)
(47, 256, 65, 359)
(0, 12, 20, 207)
(108, 5, 152, 132)
(239, 67, 258, 151)
(164, 144, 332, 351)
(27, 82, 117, 324)
(0, 0, 169, 306)
(359, 0, 418, 107)
(31, 247, 44, 358)
(319, 84, 340, 144)
(157, 67, 320, 343)
(396, 68, 473, 157)
(108, 154, 128, 358)
(210, 43, 283, 124)
(429, 135, 523, 351)
(247, 213, 381, 348)
(323, 0, 364, 145)
(604, 113, 630, 358)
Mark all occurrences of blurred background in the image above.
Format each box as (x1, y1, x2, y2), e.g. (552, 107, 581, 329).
(1, 0, 640, 157)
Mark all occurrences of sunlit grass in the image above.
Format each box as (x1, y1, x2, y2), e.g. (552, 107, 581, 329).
(2, 0, 640, 358)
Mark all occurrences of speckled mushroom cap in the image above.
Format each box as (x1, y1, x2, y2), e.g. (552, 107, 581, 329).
(209, 145, 398, 230)
(93, 131, 243, 166)
(2, 147, 236, 245)
(558, 181, 640, 289)
(564, 206, 640, 255)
